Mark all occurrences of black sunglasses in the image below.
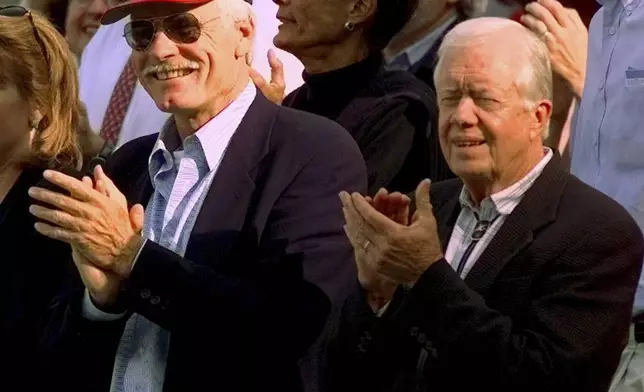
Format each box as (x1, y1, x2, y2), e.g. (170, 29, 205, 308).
(124, 13, 219, 52)
(0, 6, 49, 67)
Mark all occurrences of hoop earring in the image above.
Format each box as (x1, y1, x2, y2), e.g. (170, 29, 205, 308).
(344, 21, 355, 31)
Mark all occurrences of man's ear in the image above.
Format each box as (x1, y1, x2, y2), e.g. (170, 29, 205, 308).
(529, 99, 552, 141)
(235, 17, 255, 62)
(348, 0, 377, 25)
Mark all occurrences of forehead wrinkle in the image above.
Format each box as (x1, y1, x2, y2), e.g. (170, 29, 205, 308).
(438, 46, 518, 98)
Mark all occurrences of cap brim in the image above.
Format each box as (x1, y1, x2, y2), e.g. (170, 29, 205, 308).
(101, 0, 211, 25)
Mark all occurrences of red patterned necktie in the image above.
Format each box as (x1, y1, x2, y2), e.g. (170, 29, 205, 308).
(99, 57, 138, 146)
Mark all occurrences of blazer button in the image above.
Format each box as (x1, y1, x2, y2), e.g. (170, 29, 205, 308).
(410, 326, 419, 337)
(150, 296, 161, 305)
(140, 289, 150, 299)
(417, 333, 426, 344)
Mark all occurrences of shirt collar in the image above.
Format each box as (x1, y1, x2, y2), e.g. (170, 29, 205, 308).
(597, 0, 640, 7)
(458, 148, 554, 219)
(148, 81, 256, 175)
(390, 12, 458, 68)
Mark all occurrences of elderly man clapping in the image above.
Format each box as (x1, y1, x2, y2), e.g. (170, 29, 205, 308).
(330, 17, 644, 392)
(27, 0, 366, 390)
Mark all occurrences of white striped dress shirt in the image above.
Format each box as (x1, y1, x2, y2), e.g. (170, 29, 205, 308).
(82, 82, 257, 392)
(445, 149, 553, 278)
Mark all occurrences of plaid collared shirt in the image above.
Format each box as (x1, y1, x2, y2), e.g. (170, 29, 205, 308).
(444, 149, 553, 278)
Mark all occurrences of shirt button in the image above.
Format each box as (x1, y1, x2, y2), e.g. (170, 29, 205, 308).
(599, 83, 605, 91)
(140, 289, 150, 299)
(151, 296, 161, 305)
(609, 27, 616, 35)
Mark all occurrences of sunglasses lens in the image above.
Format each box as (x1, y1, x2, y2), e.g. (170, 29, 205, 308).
(125, 20, 155, 51)
(0, 6, 28, 17)
(163, 13, 201, 45)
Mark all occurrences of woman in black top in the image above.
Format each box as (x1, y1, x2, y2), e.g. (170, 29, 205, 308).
(269, 0, 453, 194)
(0, 7, 89, 387)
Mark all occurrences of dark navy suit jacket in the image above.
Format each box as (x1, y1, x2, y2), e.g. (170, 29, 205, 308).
(44, 92, 367, 391)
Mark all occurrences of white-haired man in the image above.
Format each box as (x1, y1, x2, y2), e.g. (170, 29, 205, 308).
(384, 0, 488, 90)
(78, 0, 303, 152)
(29, 0, 366, 391)
(330, 17, 643, 392)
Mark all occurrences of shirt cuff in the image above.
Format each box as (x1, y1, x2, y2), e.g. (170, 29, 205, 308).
(81, 289, 127, 322)
(131, 237, 148, 270)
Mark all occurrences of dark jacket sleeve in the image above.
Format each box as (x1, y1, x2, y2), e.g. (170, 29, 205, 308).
(329, 207, 644, 392)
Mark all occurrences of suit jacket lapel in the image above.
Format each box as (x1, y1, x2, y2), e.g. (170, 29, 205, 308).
(436, 196, 460, 253)
(132, 170, 154, 209)
(184, 92, 275, 262)
(464, 154, 569, 295)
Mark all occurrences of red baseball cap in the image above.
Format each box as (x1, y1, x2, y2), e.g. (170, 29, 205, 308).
(101, 0, 212, 25)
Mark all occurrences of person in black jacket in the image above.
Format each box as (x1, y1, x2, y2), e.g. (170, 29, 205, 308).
(265, 0, 452, 195)
(332, 17, 644, 392)
(28, 0, 367, 391)
(0, 7, 89, 390)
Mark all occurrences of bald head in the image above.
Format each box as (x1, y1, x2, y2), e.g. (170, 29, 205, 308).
(434, 17, 553, 128)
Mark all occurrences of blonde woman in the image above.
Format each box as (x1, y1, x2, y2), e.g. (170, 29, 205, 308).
(0, 6, 90, 387)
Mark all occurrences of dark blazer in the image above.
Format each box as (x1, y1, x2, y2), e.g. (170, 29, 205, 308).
(0, 167, 73, 390)
(327, 154, 644, 392)
(44, 92, 367, 392)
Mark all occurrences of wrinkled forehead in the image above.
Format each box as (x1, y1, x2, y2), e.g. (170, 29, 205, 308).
(130, 2, 213, 21)
(437, 44, 521, 90)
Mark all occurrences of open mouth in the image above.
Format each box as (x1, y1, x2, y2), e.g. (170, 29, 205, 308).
(455, 141, 485, 147)
(153, 69, 196, 81)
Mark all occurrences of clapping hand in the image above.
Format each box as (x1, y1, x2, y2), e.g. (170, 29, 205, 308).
(341, 180, 444, 309)
(29, 165, 144, 307)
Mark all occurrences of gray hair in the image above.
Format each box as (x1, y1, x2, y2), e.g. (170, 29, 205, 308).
(433, 17, 553, 138)
(215, 0, 256, 65)
(459, 0, 489, 17)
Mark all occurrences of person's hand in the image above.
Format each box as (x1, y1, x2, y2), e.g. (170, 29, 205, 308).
(341, 191, 398, 311)
(366, 188, 411, 225)
(249, 49, 286, 105)
(28, 166, 145, 281)
(341, 180, 443, 287)
(70, 174, 138, 307)
(521, 0, 588, 99)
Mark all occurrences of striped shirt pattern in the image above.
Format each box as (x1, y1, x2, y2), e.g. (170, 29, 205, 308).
(108, 83, 257, 392)
(444, 149, 553, 278)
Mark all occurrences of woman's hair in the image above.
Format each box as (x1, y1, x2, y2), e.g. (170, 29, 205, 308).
(0, 9, 86, 170)
(367, 0, 419, 52)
